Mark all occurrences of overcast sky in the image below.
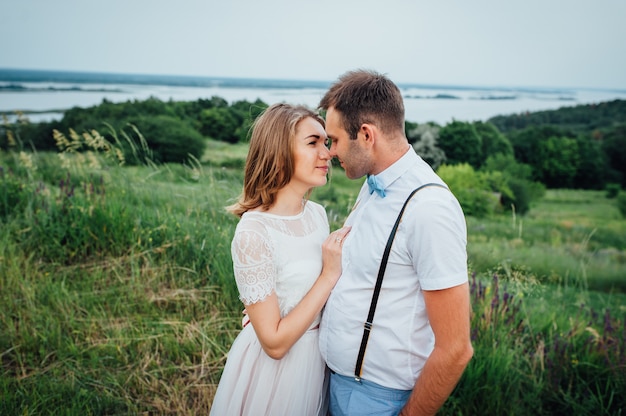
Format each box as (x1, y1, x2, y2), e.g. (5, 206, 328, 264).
(2, 0, 625, 90)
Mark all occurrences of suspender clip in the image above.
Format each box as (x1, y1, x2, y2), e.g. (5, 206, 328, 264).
(364, 321, 373, 331)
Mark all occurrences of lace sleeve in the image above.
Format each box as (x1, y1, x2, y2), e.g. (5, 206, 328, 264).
(231, 225, 276, 305)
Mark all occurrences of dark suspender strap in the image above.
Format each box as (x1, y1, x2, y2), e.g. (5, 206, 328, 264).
(354, 182, 448, 381)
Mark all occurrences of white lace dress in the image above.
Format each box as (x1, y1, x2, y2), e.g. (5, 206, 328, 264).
(210, 201, 330, 416)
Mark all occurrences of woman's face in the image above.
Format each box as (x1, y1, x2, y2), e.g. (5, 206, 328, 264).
(290, 116, 331, 192)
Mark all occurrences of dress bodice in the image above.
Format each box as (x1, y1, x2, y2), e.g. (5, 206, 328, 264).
(231, 201, 329, 318)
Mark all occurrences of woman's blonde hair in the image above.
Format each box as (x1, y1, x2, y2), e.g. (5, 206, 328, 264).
(227, 103, 325, 217)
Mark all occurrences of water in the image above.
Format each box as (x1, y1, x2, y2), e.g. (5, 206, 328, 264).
(1, 69, 625, 125)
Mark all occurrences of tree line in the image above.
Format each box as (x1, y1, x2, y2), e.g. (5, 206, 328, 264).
(2, 96, 625, 215)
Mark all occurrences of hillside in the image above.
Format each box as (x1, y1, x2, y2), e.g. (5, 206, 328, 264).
(488, 98, 626, 133)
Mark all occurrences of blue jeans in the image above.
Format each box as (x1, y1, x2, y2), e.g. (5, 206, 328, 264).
(329, 372, 412, 416)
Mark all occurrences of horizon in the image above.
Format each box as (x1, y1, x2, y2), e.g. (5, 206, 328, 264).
(2, 67, 625, 94)
(3, 66, 626, 126)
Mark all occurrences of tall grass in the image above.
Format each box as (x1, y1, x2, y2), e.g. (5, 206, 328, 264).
(1, 135, 243, 414)
(1, 134, 625, 414)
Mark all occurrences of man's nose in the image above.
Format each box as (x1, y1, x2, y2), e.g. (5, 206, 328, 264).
(328, 142, 337, 158)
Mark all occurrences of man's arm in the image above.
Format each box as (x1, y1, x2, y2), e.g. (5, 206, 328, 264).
(400, 282, 473, 416)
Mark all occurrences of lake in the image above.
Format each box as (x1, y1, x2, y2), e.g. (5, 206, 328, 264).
(1, 68, 625, 125)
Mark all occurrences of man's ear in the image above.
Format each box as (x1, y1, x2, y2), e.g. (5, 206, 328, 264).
(360, 123, 376, 146)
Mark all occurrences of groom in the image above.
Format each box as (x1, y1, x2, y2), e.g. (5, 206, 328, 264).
(318, 69, 473, 416)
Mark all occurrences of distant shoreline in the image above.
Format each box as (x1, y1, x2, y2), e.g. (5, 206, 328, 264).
(3, 67, 624, 94)
(0, 83, 124, 93)
(2, 68, 626, 124)
(0, 68, 332, 90)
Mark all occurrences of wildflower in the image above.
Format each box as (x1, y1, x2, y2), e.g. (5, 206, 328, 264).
(86, 151, 101, 169)
(7, 130, 17, 147)
(53, 129, 72, 151)
(19, 151, 36, 172)
(58, 152, 71, 170)
(114, 148, 125, 165)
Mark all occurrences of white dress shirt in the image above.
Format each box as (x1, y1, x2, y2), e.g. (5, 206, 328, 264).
(319, 147, 468, 390)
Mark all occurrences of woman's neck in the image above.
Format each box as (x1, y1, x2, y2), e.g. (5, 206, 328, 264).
(266, 185, 307, 216)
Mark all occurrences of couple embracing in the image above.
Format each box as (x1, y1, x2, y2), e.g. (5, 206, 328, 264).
(210, 70, 473, 416)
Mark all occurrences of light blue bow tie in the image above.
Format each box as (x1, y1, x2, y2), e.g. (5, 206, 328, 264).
(367, 174, 386, 198)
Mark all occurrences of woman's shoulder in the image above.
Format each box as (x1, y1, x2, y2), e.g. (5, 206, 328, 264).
(235, 212, 271, 237)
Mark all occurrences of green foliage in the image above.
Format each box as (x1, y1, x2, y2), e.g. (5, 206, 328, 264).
(1, 148, 625, 414)
(437, 163, 497, 217)
(617, 191, 626, 218)
(438, 121, 483, 169)
(507, 126, 586, 189)
(122, 115, 206, 164)
(507, 126, 571, 170)
(473, 121, 513, 159)
(573, 133, 608, 189)
(1, 97, 270, 167)
(198, 99, 267, 144)
(445, 273, 626, 415)
(467, 189, 626, 292)
(488, 99, 626, 134)
(601, 122, 626, 187)
(5, 96, 625, 194)
(492, 102, 626, 190)
(199, 107, 241, 143)
(0, 165, 32, 220)
(536, 136, 580, 188)
(17, 172, 136, 263)
(605, 183, 621, 199)
(506, 178, 541, 216)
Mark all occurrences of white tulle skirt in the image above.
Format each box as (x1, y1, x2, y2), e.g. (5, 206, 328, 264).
(210, 325, 328, 416)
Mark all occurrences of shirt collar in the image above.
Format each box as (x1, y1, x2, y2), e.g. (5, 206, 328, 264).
(372, 146, 417, 195)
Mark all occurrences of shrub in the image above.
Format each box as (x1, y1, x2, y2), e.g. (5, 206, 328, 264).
(437, 163, 496, 217)
(438, 121, 483, 169)
(481, 154, 546, 215)
(605, 183, 621, 199)
(617, 191, 626, 218)
(198, 107, 241, 143)
(122, 116, 206, 164)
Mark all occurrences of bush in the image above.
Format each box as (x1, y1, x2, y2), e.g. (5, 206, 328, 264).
(481, 154, 546, 215)
(199, 107, 241, 143)
(617, 192, 626, 218)
(605, 183, 621, 199)
(437, 163, 496, 217)
(122, 116, 206, 164)
(438, 121, 483, 169)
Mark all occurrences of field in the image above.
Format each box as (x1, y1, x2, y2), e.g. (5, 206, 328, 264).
(1, 140, 625, 415)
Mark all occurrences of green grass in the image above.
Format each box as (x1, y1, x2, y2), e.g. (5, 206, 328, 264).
(1, 144, 625, 415)
(467, 189, 626, 293)
(201, 138, 249, 169)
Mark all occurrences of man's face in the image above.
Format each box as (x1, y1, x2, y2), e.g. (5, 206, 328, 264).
(325, 107, 370, 180)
